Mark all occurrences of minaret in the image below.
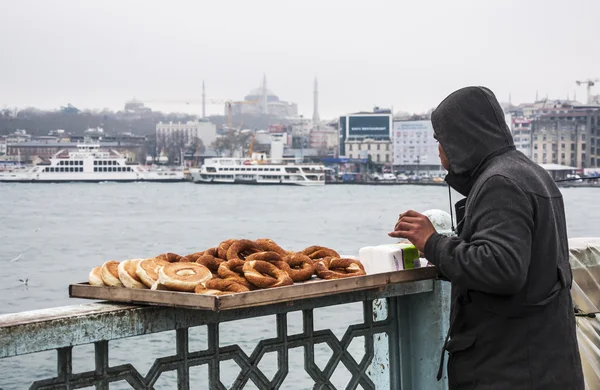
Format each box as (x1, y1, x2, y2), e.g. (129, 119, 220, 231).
(312, 76, 320, 127)
(202, 80, 206, 119)
(262, 74, 268, 114)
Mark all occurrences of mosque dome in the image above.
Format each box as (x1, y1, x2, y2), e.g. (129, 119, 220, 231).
(245, 87, 280, 103)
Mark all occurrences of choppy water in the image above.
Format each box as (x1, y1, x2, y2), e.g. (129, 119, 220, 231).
(0, 183, 598, 389)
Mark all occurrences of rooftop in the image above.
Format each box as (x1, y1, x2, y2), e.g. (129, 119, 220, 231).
(7, 141, 143, 148)
(539, 163, 577, 171)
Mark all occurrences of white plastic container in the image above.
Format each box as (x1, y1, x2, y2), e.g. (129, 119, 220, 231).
(359, 243, 421, 274)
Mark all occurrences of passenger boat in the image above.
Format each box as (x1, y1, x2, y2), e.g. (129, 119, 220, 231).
(189, 157, 325, 186)
(0, 139, 184, 183)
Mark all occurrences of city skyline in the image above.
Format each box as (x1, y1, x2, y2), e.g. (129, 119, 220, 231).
(1, 0, 599, 119)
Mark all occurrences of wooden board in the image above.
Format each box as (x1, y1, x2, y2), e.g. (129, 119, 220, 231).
(69, 266, 438, 311)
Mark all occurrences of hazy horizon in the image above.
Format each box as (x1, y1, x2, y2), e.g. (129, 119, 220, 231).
(1, 0, 599, 120)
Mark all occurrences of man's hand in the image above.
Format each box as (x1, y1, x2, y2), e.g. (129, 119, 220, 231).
(388, 210, 437, 253)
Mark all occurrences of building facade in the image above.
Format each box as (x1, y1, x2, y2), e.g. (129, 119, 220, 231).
(504, 100, 600, 168)
(339, 113, 392, 159)
(512, 117, 533, 158)
(0, 137, 6, 156)
(345, 139, 392, 163)
(531, 108, 600, 168)
(392, 120, 439, 168)
(309, 128, 338, 153)
(156, 120, 217, 148)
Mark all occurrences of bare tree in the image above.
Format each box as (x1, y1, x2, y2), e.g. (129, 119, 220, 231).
(212, 130, 251, 157)
(166, 130, 186, 165)
(156, 131, 168, 162)
(192, 137, 206, 154)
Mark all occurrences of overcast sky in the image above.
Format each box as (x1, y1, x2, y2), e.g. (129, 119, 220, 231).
(1, 0, 598, 119)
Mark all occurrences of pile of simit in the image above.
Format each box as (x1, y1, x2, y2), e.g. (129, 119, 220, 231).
(88, 238, 366, 296)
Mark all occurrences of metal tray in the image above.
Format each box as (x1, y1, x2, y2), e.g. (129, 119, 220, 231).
(69, 266, 437, 311)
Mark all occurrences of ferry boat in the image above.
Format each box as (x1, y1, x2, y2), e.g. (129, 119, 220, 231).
(0, 139, 184, 183)
(189, 157, 326, 186)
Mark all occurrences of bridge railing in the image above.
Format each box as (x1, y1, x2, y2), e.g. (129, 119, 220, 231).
(0, 278, 450, 390)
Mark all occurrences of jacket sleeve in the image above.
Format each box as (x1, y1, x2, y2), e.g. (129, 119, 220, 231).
(424, 175, 533, 295)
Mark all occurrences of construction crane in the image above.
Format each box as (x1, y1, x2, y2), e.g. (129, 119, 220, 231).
(576, 78, 600, 104)
(248, 133, 255, 158)
(223, 100, 261, 129)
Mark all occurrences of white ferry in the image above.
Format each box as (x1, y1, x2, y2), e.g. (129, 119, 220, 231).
(0, 140, 184, 183)
(189, 157, 326, 186)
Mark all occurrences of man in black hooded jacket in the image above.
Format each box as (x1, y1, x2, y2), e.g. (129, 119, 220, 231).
(389, 86, 584, 389)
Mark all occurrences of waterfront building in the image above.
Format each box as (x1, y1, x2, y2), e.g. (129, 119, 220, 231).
(338, 111, 392, 162)
(531, 105, 600, 168)
(392, 120, 440, 171)
(156, 120, 217, 148)
(512, 117, 533, 158)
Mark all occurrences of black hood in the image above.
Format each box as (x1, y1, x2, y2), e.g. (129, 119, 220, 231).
(431, 86, 514, 195)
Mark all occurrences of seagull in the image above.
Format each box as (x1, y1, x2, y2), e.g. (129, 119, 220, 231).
(18, 279, 28, 286)
(34, 228, 41, 232)
(9, 254, 22, 262)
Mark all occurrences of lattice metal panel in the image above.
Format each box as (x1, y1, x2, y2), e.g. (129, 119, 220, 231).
(29, 299, 399, 390)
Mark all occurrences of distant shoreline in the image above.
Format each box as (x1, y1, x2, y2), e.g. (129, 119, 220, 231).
(326, 181, 446, 186)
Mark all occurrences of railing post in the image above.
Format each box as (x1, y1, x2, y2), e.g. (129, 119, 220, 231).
(399, 279, 451, 390)
(372, 280, 450, 389)
(207, 323, 224, 390)
(369, 298, 392, 389)
(274, 313, 289, 388)
(387, 296, 402, 389)
(176, 328, 190, 390)
(94, 341, 109, 390)
(57, 346, 73, 390)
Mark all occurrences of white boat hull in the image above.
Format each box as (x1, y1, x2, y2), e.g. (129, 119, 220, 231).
(190, 173, 324, 186)
(189, 157, 326, 186)
(0, 171, 184, 183)
(0, 139, 185, 183)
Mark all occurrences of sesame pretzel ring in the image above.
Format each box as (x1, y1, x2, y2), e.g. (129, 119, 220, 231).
(157, 262, 212, 292)
(196, 254, 226, 276)
(245, 251, 284, 263)
(242, 260, 293, 289)
(136, 258, 170, 288)
(117, 259, 147, 289)
(89, 266, 104, 286)
(204, 247, 219, 257)
(193, 288, 225, 296)
(315, 257, 366, 280)
(275, 253, 315, 282)
(218, 259, 254, 290)
(101, 260, 123, 287)
(179, 252, 205, 263)
(226, 239, 262, 261)
(155, 252, 182, 263)
(255, 238, 288, 256)
(301, 246, 340, 261)
(195, 279, 250, 295)
(217, 239, 237, 259)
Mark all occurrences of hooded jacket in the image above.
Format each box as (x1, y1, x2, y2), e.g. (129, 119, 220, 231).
(425, 87, 584, 389)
